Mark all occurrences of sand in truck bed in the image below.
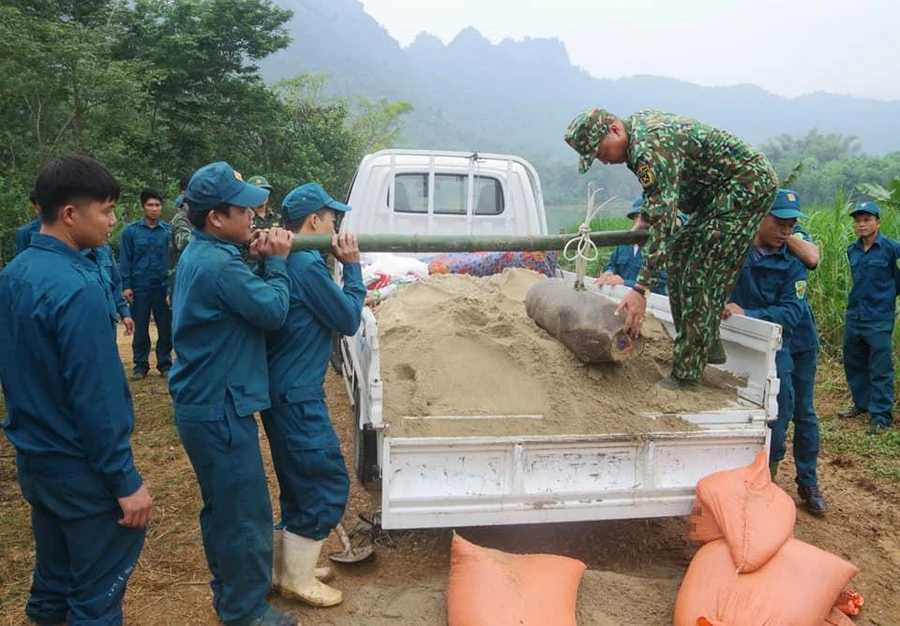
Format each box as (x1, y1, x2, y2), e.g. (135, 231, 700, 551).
(375, 269, 743, 438)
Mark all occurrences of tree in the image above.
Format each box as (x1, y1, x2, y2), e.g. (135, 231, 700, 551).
(859, 177, 900, 211)
(349, 98, 414, 153)
(113, 0, 294, 182)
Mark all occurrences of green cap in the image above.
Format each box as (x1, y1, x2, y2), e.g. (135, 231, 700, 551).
(564, 108, 618, 174)
(247, 175, 273, 190)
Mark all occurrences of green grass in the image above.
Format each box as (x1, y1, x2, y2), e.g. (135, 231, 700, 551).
(819, 417, 900, 481)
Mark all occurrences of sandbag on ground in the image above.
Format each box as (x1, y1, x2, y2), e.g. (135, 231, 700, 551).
(447, 533, 585, 626)
(676, 450, 861, 626)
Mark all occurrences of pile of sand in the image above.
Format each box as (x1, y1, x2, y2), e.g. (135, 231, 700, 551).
(375, 269, 740, 438)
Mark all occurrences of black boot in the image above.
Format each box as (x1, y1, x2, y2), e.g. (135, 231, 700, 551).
(798, 485, 828, 515)
(836, 405, 866, 419)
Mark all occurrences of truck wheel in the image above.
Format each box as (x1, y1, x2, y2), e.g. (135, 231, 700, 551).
(352, 383, 380, 490)
(329, 332, 344, 374)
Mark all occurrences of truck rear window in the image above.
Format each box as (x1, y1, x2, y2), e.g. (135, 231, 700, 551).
(389, 174, 505, 216)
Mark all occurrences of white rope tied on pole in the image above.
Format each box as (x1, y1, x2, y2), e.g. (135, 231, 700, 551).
(563, 183, 618, 290)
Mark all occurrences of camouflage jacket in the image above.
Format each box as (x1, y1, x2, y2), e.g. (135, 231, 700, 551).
(625, 110, 771, 287)
(252, 209, 280, 231)
(168, 209, 193, 292)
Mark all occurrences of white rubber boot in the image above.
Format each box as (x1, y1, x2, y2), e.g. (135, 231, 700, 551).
(280, 531, 343, 607)
(274, 527, 333, 585)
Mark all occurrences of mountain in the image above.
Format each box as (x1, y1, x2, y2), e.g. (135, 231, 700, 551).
(261, 0, 900, 159)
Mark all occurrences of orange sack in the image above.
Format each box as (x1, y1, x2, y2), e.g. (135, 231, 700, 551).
(675, 450, 860, 626)
(446, 532, 586, 626)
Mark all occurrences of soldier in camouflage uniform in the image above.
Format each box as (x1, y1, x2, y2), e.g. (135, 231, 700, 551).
(565, 109, 778, 390)
(168, 172, 195, 300)
(247, 175, 280, 230)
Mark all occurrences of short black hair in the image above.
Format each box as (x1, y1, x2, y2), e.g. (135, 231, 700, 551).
(284, 207, 332, 232)
(140, 188, 163, 206)
(34, 155, 120, 224)
(187, 204, 233, 230)
(28, 188, 37, 205)
(179, 172, 194, 193)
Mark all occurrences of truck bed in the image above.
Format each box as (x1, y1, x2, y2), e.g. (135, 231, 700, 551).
(339, 275, 780, 530)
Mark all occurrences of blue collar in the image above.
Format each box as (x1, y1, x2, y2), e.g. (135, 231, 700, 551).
(28, 234, 96, 270)
(850, 232, 884, 251)
(192, 229, 243, 255)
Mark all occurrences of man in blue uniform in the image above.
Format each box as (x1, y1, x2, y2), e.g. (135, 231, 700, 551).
(169, 161, 296, 626)
(263, 183, 366, 608)
(119, 189, 172, 379)
(837, 201, 899, 436)
(767, 190, 827, 513)
(722, 198, 809, 499)
(0, 155, 152, 625)
(14, 189, 41, 255)
(13, 192, 134, 336)
(596, 198, 672, 296)
(86, 244, 135, 336)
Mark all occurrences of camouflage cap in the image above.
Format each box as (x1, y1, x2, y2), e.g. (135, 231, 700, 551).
(564, 108, 617, 174)
(247, 175, 273, 190)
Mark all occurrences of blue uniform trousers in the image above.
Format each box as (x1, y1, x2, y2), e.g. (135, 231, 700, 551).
(131, 288, 172, 372)
(176, 407, 273, 626)
(16, 456, 145, 626)
(769, 360, 796, 469)
(261, 400, 350, 541)
(842, 319, 895, 427)
(791, 349, 820, 487)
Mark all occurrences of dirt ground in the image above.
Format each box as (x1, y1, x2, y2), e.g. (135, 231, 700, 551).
(0, 324, 898, 625)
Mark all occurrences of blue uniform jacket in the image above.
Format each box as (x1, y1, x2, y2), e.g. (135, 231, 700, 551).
(119, 219, 170, 291)
(168, 231, 290, 420)
(265, 252, 367, 404)
(846, 233, 900, 322)
(603, 244, 668, 295)
(789, 226, 819, 354)
(86, 245, 130, 321)
(14, 218, 41, 256)
(0, 235, 142, 498)
(730, 245, 808, 372)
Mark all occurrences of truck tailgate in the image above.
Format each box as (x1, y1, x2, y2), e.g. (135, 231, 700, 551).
(381, 411, 768, 529)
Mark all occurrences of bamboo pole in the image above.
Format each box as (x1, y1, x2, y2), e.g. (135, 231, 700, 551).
(289, 230, 648, 253)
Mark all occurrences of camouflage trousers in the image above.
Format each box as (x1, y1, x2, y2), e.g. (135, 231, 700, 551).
(666, 160, 778, 381)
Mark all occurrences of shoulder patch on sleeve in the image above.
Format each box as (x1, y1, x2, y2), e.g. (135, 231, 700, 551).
(636, 163, 655, 188)
(793, 232, 806, 240)
(795, 280, 807, 300)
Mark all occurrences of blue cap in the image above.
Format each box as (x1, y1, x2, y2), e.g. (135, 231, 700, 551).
(627, 197, 644, 218)
(282, 183, 351, 223)
(186, 162, 269, 212)
(850, 201, 880, 218)
(769, 189, 807, 220)
(174, 194, 185, 209)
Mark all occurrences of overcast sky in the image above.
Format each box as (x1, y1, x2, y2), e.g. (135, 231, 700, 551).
(358, 0, 900, 101)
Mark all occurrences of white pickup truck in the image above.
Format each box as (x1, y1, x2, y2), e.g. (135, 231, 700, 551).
(332, 149, 779, 530)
